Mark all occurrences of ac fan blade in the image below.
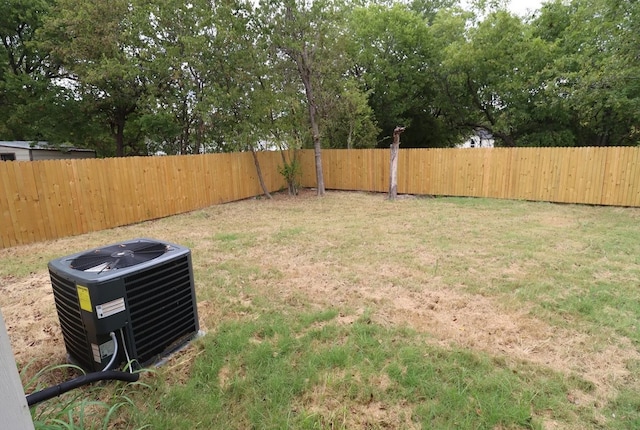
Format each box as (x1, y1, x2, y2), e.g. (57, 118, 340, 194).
(70, 241, 168, 271)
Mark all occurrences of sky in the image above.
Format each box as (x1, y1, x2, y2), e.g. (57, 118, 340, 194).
(508, 0, 545, 16)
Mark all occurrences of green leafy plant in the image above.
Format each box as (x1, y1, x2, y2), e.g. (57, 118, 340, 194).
(278, 158, 302, 196)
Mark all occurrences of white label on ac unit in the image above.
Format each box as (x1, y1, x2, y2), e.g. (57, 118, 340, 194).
(96, 297, 126, 319)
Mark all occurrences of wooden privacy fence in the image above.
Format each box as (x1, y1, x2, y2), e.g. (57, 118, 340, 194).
(1, 146, 639, 248)
(0, 151, 287, 248)
(302, 146, 640, 206)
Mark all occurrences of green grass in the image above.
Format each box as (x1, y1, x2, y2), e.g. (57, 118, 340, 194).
(2, 191, 640, 429)
(23, 363, 148, 430)
(133, 311, 592, 429)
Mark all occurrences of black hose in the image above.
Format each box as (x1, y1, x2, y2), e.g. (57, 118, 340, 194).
(26, 370, 140, 407)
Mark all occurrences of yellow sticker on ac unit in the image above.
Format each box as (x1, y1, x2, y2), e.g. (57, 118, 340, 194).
(76, 285, 92, 312)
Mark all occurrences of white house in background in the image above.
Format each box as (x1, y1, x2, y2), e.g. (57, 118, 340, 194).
(0, 141, 96, 161)
(457, 128, 495, 148)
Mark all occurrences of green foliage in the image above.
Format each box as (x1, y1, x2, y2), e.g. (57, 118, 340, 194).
(2, 0, 639, 150)
(278, 157, 302, 195)
(351, 3, 450, 148)
(435, 9, 563, 146)
(528, 0, 640, 146)
(38, 0, 150, 156)
(0, 0, 103, 146)
(319, 79, 380, 149)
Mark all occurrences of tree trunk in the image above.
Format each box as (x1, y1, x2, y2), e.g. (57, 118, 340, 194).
(113, 117, 126, 157)
(110, 105, 136, 157)
(312, 135, 324, 196)
(296, 48, 325, 196)
(491, 130, 516, 147)
(305, 81, 325, 196)
(180, 99, 190, 154)
(388, 126, 405, 200)
(251, 148, 272, 199)
(347, 121, 354, 150)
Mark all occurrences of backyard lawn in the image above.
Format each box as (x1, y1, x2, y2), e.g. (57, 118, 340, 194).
(1, 190, 639, 429)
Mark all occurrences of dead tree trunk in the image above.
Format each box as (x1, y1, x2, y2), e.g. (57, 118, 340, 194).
(388, 126, 405, 200)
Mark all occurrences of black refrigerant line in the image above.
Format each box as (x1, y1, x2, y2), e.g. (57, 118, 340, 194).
(26, 331, 140, 407)
(26, 370, 140, 406)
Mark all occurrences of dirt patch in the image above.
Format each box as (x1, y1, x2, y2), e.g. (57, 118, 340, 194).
(297, 369, 419, 429)
(0, 273, 66, 380)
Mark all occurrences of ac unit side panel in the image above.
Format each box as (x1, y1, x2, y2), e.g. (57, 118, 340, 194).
(49, 267, 125, 372)
(48, 270, 95, 371)
(48, 266, 130, 336)
(124, 253, 199, 366)
(80, 279, 129, 335)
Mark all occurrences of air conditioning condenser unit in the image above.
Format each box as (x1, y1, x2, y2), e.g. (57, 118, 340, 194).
(48, 238, 200, 372)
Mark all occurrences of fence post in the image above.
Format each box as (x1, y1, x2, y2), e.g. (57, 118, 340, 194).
(388, 126, 406, 200)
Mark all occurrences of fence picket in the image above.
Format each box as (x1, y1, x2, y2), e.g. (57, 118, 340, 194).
(1, 147, 639, 248)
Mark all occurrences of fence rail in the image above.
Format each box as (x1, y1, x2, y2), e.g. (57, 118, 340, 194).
(1, 147, 639, 248)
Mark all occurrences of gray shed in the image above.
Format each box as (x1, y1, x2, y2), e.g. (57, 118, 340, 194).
(0, 141, 97, 161)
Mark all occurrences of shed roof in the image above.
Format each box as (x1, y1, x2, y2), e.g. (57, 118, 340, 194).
(0, 141, 95, 153)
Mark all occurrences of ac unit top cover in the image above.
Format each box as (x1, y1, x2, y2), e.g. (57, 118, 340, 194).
(48, 238, 189, 282)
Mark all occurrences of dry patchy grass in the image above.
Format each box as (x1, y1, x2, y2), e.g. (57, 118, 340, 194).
(1, 190, 640, 428)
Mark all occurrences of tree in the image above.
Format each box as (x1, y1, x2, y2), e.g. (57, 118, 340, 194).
(320, 79, 379, 149)
(135, 0, 218, 155)
(350, 3, 452, 148)
(40, 0, 151, 156)
(434, 8, 562, 146)
(0, 0, 95, 144)
(533, 0, 640, 146)
(259, 0, 355, 196)
(213, 0, 277, 197)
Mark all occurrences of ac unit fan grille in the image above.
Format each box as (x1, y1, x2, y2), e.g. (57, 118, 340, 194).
(70, 241, 168, 272)
(124, 255, 197, 365)
(49, 271, 94, 371)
